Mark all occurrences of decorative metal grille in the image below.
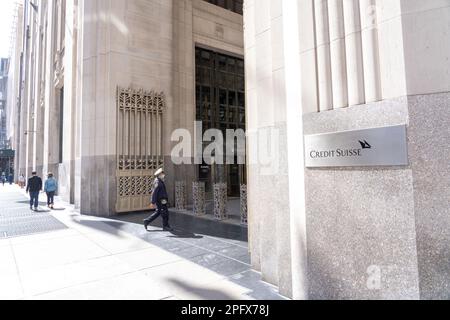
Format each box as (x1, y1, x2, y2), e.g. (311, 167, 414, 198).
(175, 181, 187, 211)
(193, 181, 206, 216)
(116, 87, 165, 213)
(213, 183, 228, 221)
(240, 184, 247, 225)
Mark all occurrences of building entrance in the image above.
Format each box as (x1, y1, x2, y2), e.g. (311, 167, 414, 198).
(195, 47, 246, 198)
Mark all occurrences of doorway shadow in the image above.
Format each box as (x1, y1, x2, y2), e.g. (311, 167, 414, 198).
(113, 210, 248, 242)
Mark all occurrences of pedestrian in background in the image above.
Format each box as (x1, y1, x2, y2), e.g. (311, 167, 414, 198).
(18, 174, 25, 188)
(26, 171, 43, 211)
(44, 172, 58, 209)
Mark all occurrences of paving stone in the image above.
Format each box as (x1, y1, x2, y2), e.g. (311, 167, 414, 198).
(172, 246, 211, 259)
(189, 253, 231, 268)
(206, 259, 251, 277)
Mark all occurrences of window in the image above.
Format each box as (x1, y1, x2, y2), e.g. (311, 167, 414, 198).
(195, 47, 246, 196)
(204, 0, 243, 15)
(195, 47, 245, 133)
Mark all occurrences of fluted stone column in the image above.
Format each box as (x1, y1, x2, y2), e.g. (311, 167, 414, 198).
(360, 0, 382, 102)
(241, 184, 248, 225)
(175, 181, 187, 210)
(213, 183, 228, 221)
(314, 0, 333, 111)
(343, 0, 365, 106)
(192, 181, 205, 216)
(328, 0, 348, 109)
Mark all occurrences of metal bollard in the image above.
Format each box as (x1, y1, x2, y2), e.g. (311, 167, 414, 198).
(240, 184, 248, 225)
(192, 181, 206, 216)
(213, 183, 228, 221)
(175, 181, 187, 210)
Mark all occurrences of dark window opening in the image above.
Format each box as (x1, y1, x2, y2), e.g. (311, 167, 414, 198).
(195, 47, 246, 197)
(204, 0, 243, 15)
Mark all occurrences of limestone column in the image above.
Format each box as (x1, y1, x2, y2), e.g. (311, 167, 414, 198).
(314, 0, 333, 111)
(360, 0, 382, 102)
(328, 0, 348, 109)
(42, 0, 58, 177)
(343, 0, 365, 106)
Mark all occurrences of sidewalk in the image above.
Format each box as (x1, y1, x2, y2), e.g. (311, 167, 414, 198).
(0, 184, 287, 300)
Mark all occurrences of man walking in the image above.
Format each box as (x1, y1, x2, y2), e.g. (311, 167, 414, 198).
(144, 168, 173, 231)
(26, 171, 43, 211)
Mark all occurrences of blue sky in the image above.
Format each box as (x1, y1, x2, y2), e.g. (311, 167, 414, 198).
(0, 0, 18, 58)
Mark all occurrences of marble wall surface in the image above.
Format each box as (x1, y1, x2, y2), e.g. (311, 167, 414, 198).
(244, 0, 450, 300)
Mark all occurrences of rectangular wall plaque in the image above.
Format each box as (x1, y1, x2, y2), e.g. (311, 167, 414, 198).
(304, 125, 409, 168)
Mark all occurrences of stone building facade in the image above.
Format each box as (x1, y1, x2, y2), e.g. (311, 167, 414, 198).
(244, 0, 450, 299)
(9, 0, 245, 215)
(7, 0, 450, 300)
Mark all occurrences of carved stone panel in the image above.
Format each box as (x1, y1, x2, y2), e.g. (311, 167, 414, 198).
(116, 87, 165, 213)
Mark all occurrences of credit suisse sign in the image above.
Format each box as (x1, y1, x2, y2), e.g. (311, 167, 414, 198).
(304, 125, 409, 168)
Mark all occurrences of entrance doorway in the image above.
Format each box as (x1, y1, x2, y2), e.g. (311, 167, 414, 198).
(195, 46, 246, 198)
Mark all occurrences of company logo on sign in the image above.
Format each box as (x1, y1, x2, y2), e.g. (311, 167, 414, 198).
(309, 140, 372, 160)
(359, 140, 372, 149)
(304, 125, 409, 168)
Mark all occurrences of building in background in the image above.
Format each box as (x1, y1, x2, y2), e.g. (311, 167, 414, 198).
(0, 58, 9, 149)
(6, 1, 24, 180)
(7, 0, 450, 300)
(0, 58, 14, 176)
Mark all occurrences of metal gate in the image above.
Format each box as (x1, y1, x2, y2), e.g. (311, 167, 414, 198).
(116, 87, 165, 213)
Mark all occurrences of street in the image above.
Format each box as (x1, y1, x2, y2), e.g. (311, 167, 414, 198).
(0, 184, 286, 300)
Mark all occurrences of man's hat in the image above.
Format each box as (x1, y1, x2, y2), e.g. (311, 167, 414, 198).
(154, 168, 164, 177)
(47, 172, 53, 177)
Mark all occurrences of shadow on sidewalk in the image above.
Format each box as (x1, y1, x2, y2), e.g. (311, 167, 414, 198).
(113, 211, 248, 242)
(167, 278, 238, 300)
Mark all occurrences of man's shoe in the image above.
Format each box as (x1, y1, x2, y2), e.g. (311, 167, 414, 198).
(163, 226, 174, 232)
(144, 220, 149, 231)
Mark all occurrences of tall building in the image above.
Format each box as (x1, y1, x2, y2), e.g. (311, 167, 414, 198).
(7, 0, 450, 300)
(9, 0, 245, 213)
(0, 58, 14, 176)
(0, 58, 9, 149)
(6, 1, 24, 179)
